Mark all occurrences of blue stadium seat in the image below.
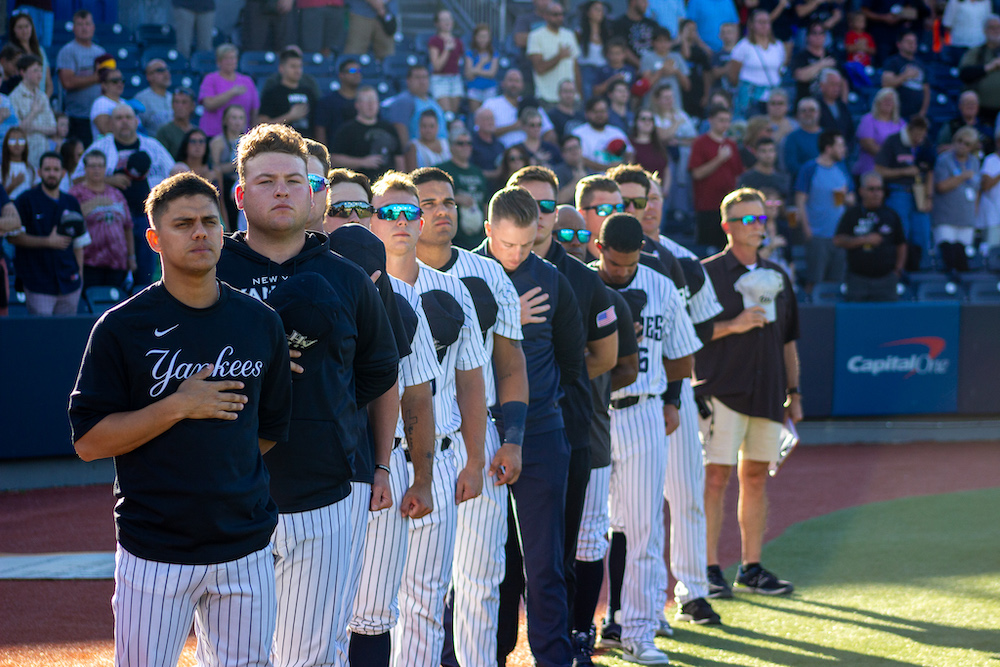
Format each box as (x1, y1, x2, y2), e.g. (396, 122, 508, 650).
(303, 52, 336, 77)
(95, 22, 129, 46)
(314, 77, 338, 95)
(383, 53, 426, 80)
(811, 281, 845, 304)
(84, 285, 126, 316)
(916, 280, 962, 301)
(111, 45, 142, 72)
(240, 51, 279, 77)
(968, 280, 1000, 302)
(124, 73, 145, 99)
(141, 46, 188, 71)
(135, 24, 177, 48)
(190, 50, 217, 75)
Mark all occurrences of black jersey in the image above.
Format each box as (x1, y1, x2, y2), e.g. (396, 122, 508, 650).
(216, 231, 399, 512)
(69, 282, 292, 565)
(475, 241, 585, 436)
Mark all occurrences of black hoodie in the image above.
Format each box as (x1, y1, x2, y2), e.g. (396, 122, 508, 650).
(217, 230, 399, 513)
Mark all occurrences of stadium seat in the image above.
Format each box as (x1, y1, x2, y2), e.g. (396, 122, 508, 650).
(190, 50, 217, 75)
(303, 52, 336, 77)
(84, 286, 125, 316)
(240, 51, 278, 77)
(811, 281, 845, 304)
(124, 73, 145, 98)
(986, 246, 1000, 272)
(111, 45, 142, 73)
(95, 22, 129, 47)
(141, 46, 188, 71)
(314, 77, 338, 94)
(135, 24, 177, 48)
(383, 53, 426, 80)
(916, 280, 962, 301)
(968, 280, 1000, 302)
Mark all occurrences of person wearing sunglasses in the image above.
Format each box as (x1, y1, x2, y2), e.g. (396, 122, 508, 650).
(575, 173, 626, 259)
(589, 211, 702, 666)
(216, 123, 400, 667)
(90, 66, 126, 139)
(134, 58, 173, 135)
(315, 58, 363, 147)
(508, 165, 619, 665)
(369, 170, 490, 667)
(411, 166, 526, 667)
(697, 186, 801, 601)
(477, 185, 586, 667)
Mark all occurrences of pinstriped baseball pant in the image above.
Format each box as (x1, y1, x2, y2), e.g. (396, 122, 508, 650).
(610, 396, 668, 644)
(112, 544, 275, 667)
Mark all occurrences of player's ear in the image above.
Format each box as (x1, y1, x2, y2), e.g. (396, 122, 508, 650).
(483, 219, 491, 237)
(145, 226, 160, 253)
(234, 183, 245, 210)
(595, 241, 603, 253)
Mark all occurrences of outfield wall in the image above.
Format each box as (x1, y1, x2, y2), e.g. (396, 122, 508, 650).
(2, 303, 999, 460)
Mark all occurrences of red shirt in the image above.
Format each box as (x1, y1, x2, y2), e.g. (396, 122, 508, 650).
(845, 31, 873, 66)
(428, 35, 464, 75)
(689, 134, 744, 212)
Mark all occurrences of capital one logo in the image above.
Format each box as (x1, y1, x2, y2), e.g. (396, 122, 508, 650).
(846, 336, 950, 379)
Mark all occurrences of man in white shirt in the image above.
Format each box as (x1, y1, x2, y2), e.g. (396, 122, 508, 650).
(572, 97, 634, 171)
(526, 2, 581, 105)
(481, 70, 557, 149)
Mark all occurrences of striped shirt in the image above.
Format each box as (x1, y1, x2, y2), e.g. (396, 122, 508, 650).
(389, 275, 440, 440)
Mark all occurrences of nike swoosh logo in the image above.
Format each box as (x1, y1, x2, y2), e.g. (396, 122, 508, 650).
(153, 325, 179, 337)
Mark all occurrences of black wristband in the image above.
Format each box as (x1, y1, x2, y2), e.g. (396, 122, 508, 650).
(500, 401, 528, 447)
(375, 463, 390, 474)
(662, 380, 683, 409)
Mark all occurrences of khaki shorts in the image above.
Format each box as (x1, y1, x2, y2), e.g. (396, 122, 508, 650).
(344, 12, 395, 59)
(699, 396, 783, 465)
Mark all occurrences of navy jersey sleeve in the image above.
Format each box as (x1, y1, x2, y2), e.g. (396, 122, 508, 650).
(610, 289, 639, 357)
(586, 270, 617, 342)
(552, 271, 586, 387)
(257, 312, 294, 443)
(14, 191, 33, 234)
(69, 313, 132, 442)
(353, 272, 401, 407)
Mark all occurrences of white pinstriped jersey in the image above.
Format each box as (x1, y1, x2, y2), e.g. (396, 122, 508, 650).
(390, 275, 439, 440)
(611, 263, 702, 399)
(657, 235, 724, 325)
(414, 261, 490, 438)
(439, 247, 522, 407)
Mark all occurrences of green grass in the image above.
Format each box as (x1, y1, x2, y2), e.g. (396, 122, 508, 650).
(595, 488, 1000, 666)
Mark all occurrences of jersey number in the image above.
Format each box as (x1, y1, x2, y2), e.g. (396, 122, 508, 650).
(638, 346, 649, 373)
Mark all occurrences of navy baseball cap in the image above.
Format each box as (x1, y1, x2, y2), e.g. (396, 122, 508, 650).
(266, 272, 339, 377)
(420, 289, 464, 363)
(458, 275, 497, 343)
(125, 150, 151, 180)
(328, 223, 386, 279)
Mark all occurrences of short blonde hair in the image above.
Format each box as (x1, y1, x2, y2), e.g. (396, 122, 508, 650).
(720, 187, 766, 222)
(372, 170, 418, 199)
(215, 43, 238, 62)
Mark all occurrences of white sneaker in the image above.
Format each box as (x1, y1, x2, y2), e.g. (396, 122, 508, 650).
(621, 639, 670, 665)
(656, 618, 674, 637)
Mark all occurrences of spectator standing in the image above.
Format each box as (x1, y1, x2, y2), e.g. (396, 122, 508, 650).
(517, 107, 562, 168)
(792, 0, 845, 42)
(58, 138, 83, 192)
(465, 24, 500, 114)
(833, 171, 906, 301)
(708, 22, 741, 98)
(855, 88, 905, 177)
(428, 10, 465, 114)
(577, 0, 612, 69)
(548, 79, 586, 141)
(440, 125, 489, 249)
(3, 127, 36, 199)
(978, 128, 1000, 247)
(737, 136, 791, 198)
(156, 88, 196, 160)
(640, 27, 690, 111)
(89, 67, 126, 140)
(242, 0, 297, 53)
(880, 31, 929, 121)
(817, 69, 854, 147)
(172, 0, 215, 58)
(9, 151, 89, 315)
(689, 104, 744, 248)
(314, 59, 363, 147)
(959, 16, 1000, 126)
(686, 0, 739, 52)
(482, 69, 557, 149)
(783, 97, 822, 177)
(527, 2, 581, 106)
(56, 9, 103, 147)
(845, 12, 876, 67)
(554, 134, 593, 203)
(198, 44, 259, 139)
(258, 49, 317, 138)
(606, 80, 633, 134)
(10, 54, 55, 169)
(942, 0, 991, 50)
(343, 0, 397, 59)
(631, 110, 669, 187)
(933, 127, 981, 272)
(471, 107, 504, 181)
(134, 60, 173, 135)
(862, 0, 928, 65)
(875, 116, 936, 270)
(384, 65, 448, 154)
(299, 0, 346, 56)
(728, 10, 787, 119)
(9, 13, 52, 97)
(12, 2, 54, 50)
(69, 150, 135, 288)
(610, 0, 659, 67)
(572, 97, 634, 170)
(673, 20, 712, 118)
(208, 105, 245, 230)
(753, 0, 795, 47)
(738, 116, 772, 169)
(0, 44, 25, 96)
(513, 0, 550, 50)
(790, 22, 840, 104)
(646, 0, 686, 40)
(794, 129, 852, 291)
(591, 39, 637, 98)
(937, 91, 995, 156)
(411, 109, 451, 169)
(0, 181, 21, 316)
(496, 146, 529, 190)
(330, 86, 405, 182)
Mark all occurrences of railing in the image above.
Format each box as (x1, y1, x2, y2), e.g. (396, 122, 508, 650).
(447, 0, 508, 41)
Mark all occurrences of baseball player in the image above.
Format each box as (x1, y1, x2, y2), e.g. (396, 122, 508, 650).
(479, 186, 587, 667)
(215, 124, 400, 667)
(553, 205, 640, 666)
(69, 172, 293, 667)
(507, 166, 620, 663)
(367, 170, 490, 667)
(321, 168, 439, 667)
(592, 212, 702, 666)
(411, 167, 526, 667)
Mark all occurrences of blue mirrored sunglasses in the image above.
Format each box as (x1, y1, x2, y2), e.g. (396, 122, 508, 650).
(376, 204, 422, 221)
(307, 173, 328, 193)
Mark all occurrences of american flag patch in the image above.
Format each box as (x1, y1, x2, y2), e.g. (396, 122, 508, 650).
(596, 305, 617, 328)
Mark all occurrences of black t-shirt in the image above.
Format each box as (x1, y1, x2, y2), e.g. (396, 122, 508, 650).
(316, 89, 357, 138)
(882, 55, 926, 119)
(69, 282, 292, 565)
(789, 49, 846, 103)
(258, 81, 317, 135)
(331, 118, 403, 182)
(674, 44, 712, 118)
(875, 131, 936, 187)
(610, 15, 658, 60)
(835, 204, 905, 277)
(588, 287, 638, 468)
(548, 107, 585, 142)
(738, 168, 792, 199)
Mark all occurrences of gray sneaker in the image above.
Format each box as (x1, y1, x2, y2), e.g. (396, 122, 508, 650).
(706, 565, 733, 599)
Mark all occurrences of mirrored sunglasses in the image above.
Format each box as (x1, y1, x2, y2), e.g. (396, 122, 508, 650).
(535, 199, 557, 214)
(553, 228, 592, 243)
(726, 214, 768, 225)
(307, 173, 328, 193)
(376, 203, 422, 221)
(583, 202, 625, 217)
(329, 201, 375, 219)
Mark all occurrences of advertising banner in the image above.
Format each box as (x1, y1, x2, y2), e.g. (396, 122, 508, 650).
(833, 302, 960, 416)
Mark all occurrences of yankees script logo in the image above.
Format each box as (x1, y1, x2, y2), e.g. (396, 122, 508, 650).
(147, 346, 265, 398)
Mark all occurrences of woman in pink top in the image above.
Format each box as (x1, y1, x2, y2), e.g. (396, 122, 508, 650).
(855, 88, 905, 176)
(198, 44, 259, 137)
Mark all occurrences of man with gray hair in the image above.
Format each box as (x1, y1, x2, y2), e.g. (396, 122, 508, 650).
(818, 69, 854, 149)
(959, 15, 1000, 126)
(936, 90, 995, 155)
(439, 125, 489, 249)
(783, 97, 822, 177)
(134, 58, 173, 135)
(834, 171, 907, 301)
